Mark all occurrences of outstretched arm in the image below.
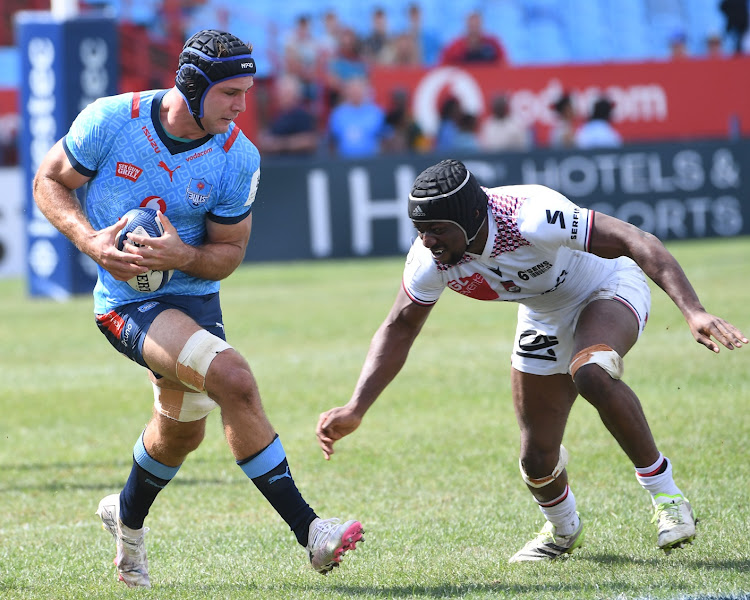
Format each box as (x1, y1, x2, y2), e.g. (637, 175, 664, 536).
(316, 285, 434, 459)
(589, 212, 747, 353)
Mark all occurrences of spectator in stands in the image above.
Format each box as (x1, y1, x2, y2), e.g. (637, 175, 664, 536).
(324, 27, 369, 110)
(319, 10, 343, 60)
(720, 0, 749, 55)
(257, 75, 319, 157)
(453, 112, 481, 152)
(381, 88, 429, 154)
(282, 14, 323, 105)
(439, 11, 507, 66)
(706, 31, 725, 58)
(668, 30, 689, 60)
(380, 33, 422, 66)
(549, 92, 577, 149)
(0, 113, 19, 166)
(478, 94, 531, 152)
(327, 76, 386, 158)
(434, 96, 462, 151)
(405, 3, 442, 66)
(362, 6, 392, 64)
(575, 97, 623, 149)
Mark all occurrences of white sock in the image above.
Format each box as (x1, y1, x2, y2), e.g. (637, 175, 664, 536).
(538, 485, 579, 536)
(635, 453, 683, 504)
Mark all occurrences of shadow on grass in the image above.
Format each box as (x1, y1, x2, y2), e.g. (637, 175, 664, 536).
(0, 456, 244, 493)
(584, 551, 750, 573)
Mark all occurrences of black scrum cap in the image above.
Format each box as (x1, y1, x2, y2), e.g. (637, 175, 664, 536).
(408, 159, 487, 244)
(175, 29, 256, 128)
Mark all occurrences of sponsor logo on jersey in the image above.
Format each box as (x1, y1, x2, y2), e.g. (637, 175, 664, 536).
(571, 207, 580, 240)
(141, 126, 161, 154)
(519, 261, 553, 279)
(185, 147, 213, 162)
(158, 160, 181, 182)
(501, 280, 521, 293)
(516, 329, 559, 361)
(546, 209, 565, 229)
(186, 178, 212, 207)
(116, 162, 143, 181)
(447, 273, 499, 300)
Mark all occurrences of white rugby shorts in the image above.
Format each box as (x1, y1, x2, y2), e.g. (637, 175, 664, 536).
(511, 260, 650, 376)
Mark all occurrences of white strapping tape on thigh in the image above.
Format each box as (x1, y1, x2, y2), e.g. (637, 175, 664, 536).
(519, 445, 569, 488)
(175, 329, 232, 392)
(152, 383, 219, 422)
(569, 344, 624, 380)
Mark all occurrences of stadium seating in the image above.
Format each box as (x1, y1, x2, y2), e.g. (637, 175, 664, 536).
(0, 0, 737, 74)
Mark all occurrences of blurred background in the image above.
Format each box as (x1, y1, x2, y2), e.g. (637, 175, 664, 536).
(1, 0, 749, 296)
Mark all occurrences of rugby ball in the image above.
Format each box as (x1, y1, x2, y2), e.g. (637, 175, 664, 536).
(114, 208, 173, 292)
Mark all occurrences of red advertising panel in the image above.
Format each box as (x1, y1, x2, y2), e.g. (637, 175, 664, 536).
(370, 57, 750, 146)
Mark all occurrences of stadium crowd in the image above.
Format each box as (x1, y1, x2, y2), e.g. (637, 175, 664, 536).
(0, 0, 748, 164)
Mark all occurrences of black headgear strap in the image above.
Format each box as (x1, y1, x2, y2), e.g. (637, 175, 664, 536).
(408, 159, 488, 245)
(175, 30, 256, 129)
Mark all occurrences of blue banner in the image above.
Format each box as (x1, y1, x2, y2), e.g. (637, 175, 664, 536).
(16, 12, 117, 298)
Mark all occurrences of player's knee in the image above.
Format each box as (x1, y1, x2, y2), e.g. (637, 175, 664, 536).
(573, 363, 618, 402)
(206, 360, 262, 413)
(569, 344, 623, 399)
(176, 329, 233, 392)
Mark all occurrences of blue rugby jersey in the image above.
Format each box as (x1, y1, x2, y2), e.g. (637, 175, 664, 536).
(63, 90, 261, 313)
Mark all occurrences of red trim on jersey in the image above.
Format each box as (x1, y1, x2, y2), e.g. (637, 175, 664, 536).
(585, 210, 595, 252)
(223, 124, 241, 152)
(402, 279, 436, 307)
(636, 457, 666, 478)
(131, 92, 141, 118)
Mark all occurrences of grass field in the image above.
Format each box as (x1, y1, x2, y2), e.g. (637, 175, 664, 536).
(1, 237, 748, 600)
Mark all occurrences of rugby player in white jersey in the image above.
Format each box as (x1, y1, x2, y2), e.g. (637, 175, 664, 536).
(33, 29, 363, 588)
(317, 158, 746, 562)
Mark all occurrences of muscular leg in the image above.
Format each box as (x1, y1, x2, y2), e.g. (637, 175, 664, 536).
(141, 309, 318, 548)
(509, 368, 584, 561)
(511, 369, 577, 504)
(572, 299, 694, 550)
(572, 299, 659, 468)
(143, 375, 207, 465)
(143, 309, 276, 459)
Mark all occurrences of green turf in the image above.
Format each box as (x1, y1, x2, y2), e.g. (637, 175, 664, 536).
(1, 238, 748, 599)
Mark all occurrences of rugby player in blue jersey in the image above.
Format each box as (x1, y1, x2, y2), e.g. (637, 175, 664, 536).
(33, 29, 363, 588)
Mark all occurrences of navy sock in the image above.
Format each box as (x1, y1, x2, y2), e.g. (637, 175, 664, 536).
(120, 432, 180, 529)
(237, 435, 317, 546)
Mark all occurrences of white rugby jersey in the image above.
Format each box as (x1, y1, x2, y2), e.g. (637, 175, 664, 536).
(403, 184, 636, 313)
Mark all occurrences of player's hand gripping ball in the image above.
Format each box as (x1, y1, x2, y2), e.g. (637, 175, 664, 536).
(114, 208, 173, 292)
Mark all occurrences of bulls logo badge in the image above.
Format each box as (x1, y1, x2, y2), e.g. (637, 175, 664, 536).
(186, 178, 213, 207)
